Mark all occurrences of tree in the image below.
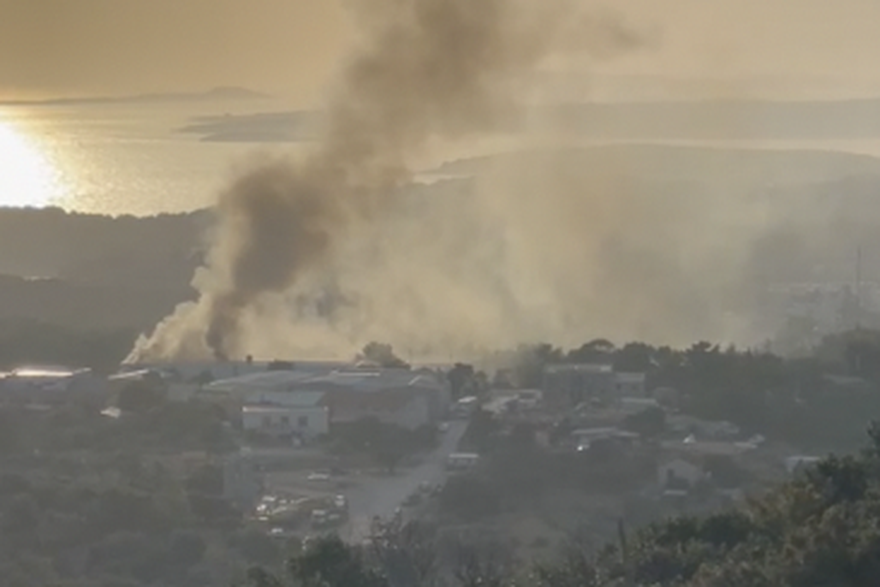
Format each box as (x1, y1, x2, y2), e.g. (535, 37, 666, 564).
(513, 343, 563, 388)
(613, 342, 654, 373)
(567, 339, 616, 364)
(288, 535, 386, 587)
(447, 363, 476, 400)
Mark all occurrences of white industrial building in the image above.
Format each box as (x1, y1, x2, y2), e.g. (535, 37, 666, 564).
(241, 391, 330, 441)
(204, 366, 450, 431)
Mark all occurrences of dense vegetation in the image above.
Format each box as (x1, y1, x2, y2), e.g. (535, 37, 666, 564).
(0, 402, 282, 587)
(497, 333, 880, 451)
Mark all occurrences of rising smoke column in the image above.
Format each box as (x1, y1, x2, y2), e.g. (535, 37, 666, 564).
(127, 0, 642, 362)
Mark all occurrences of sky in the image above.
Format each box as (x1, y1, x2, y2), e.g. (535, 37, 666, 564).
(1, 0, 880, 102)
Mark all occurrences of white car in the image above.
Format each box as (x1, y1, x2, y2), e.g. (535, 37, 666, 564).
(307, 472, 331, 482)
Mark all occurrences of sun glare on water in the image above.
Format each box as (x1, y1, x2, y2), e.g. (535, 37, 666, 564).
(0, 115, 61, 208)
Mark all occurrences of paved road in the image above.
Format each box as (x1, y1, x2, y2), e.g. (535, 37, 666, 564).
(344, 420, 467, 542)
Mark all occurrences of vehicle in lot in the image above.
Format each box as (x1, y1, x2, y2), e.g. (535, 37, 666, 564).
(307, 471, 331, 482)
(311, 508, 344, 529)
(446, 452, 480, 471)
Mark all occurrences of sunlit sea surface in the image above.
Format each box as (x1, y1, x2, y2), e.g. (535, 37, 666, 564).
(0, 100, 298, 216)
(6, 99, 880, 217)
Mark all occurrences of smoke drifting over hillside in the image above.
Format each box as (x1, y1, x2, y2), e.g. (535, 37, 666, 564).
(128, 0, 648, 362)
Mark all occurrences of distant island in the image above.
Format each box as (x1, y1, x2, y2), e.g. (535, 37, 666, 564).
(178, 110, 320, 143)
(171, 95, 880, 143)
(0, 86, 271, 107)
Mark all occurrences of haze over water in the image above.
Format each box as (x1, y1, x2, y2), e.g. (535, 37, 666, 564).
(0, 100, 285, 215)
(9, 96, 880, 217)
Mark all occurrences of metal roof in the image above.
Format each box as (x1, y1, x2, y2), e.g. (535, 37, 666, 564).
(206, 367, 444, 396)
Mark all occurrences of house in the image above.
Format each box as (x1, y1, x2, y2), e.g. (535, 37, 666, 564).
(658, 457, 705, 489)
(241, 392, 329, 441)
(516, 389, 543, 409)
(543, 364, 615, 406)
(571, 427, 639, 451)
(614, 372, 647, 398)
(452, 396, 479, 419)
(661, 438, 751, 458)
(667, 415, 741, 440)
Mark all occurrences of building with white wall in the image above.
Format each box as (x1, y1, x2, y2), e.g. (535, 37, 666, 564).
(241, 392, 329, 441)
(204, 366, 450, 431)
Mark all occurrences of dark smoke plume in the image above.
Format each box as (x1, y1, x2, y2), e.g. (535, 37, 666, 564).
(127, 0, 642, 362)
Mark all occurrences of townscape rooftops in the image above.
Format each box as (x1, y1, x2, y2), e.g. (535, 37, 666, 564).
(615, 372, 647, 384)
(544, 363, 613, 374)
(206, 370, 318, 394)
(126, 360, 350, 382)
(205, 367, 444, 397)
(571, 427, 639, 440)
(661, 439, 750, 457)
(5, 366, 91, 379)
(242, 399, 327, 414)
(823, 374, 872, 388)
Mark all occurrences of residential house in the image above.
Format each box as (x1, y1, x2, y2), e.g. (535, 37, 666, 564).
(614, 372, 647, 398)
(571, 427, 639, 452)
(658, 457, 705, 489)
(543, 364, 615, 406)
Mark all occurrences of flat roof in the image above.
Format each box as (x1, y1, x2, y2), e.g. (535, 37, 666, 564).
(243, 402, 326, 414)
(208, 367, 445, 396)
(206, 370, 318, 394)
(545, 363, 612, 374)
(616, 372, 646, 383)
(7, 366, 90, 379)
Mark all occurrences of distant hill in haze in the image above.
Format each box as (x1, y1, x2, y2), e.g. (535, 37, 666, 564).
(544, 98, 880, 140)
(0, 86, 271, 107)
(179, 96, 880, 143)
(2, 143, 880, 331)
(178, 110, 320, 143)
(0, 208, 206, 331)
(431, 143, 880, 187)
(0, 207, 207, 286)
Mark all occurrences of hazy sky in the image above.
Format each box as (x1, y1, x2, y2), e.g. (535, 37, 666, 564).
(1, 0, 879, 102)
